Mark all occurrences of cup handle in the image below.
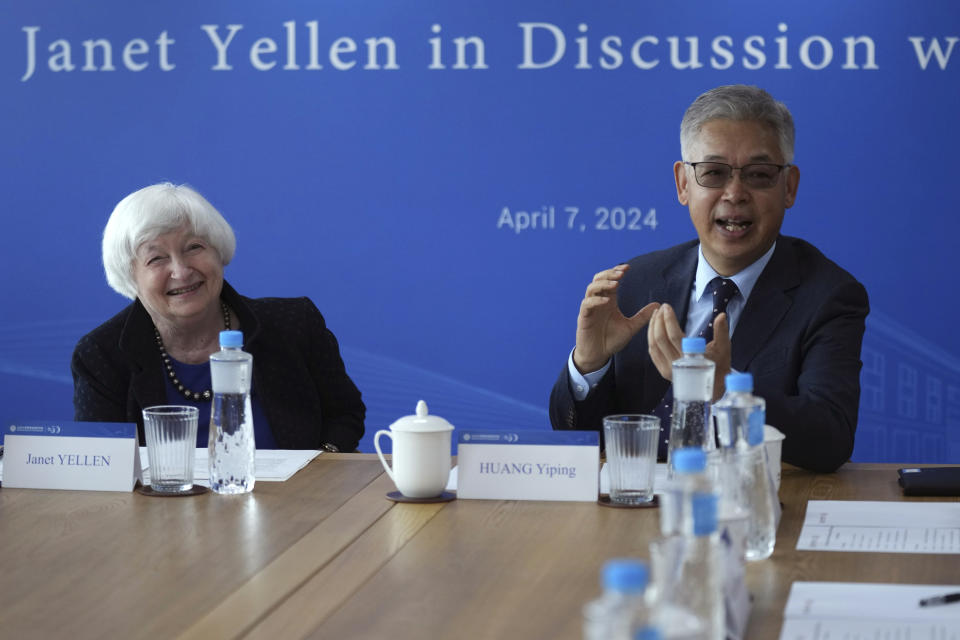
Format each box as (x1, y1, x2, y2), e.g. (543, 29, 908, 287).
(373, 430, 396, 484)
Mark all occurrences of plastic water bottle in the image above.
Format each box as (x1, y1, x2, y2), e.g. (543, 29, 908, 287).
(742, 421, 778, 561)
(707, 449, 750, 564)
(710, 373, 756, 561)
(715, 373, 776, 560)
(667, 448, 724, 640)
(712, 373, 764, 451)
(583, 559, 657, 640)
(208, 330, 256, 494)
(667, 337, 716, 473)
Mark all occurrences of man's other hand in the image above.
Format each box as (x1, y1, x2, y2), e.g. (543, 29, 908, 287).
(572, 264, 659, 374)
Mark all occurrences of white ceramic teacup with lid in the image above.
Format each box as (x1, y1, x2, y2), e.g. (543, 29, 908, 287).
(374, 400, 454, 498)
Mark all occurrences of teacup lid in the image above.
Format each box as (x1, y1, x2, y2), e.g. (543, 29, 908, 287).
(389, 400, 454, 433)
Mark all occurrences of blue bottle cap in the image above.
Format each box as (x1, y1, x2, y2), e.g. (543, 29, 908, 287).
(725, 372, 753, 392)
(672, 447, 707, 473)
(601, 559, 649, 593)
(219, 330, 243, 348)
(681, 337, 706, 353)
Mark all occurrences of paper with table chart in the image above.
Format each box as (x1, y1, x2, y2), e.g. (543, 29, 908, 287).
(779, 582, 960, 639)
(139, 448, 319, 486)
(796, 500, 960, 553)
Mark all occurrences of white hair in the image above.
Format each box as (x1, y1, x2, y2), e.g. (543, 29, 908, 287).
(102, 183, 236, 299)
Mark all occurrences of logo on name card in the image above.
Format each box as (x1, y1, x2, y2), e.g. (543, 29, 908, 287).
(9, 424, 47, 434)
(463, 432, 512, 443)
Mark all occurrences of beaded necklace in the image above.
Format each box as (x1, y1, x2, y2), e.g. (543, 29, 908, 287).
(153, 301, 231, 401)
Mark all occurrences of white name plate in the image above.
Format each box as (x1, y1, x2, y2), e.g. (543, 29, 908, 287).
(3, 421, 140, 492)
(457, 430, 599, 501)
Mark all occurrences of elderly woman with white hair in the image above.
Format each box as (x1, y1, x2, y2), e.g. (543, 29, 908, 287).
(72, 182, 365, 452)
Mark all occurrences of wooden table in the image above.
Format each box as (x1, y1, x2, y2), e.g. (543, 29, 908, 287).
(1, 456, 956, 639)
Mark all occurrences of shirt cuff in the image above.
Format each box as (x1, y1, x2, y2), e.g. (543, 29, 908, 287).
(567, 348, 611, 401)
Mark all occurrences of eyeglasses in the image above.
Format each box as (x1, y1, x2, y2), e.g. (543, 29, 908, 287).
(684, 162, 790, 189)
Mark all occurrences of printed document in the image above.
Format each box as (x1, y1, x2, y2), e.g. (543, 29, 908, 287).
(779, 581, 960, 639)
(797, 500, 960, 553)
(140, 448, 319, 486)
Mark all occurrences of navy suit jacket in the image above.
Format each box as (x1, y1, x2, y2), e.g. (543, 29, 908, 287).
(72, 281, 365, 451)
(549, 236, 869, 472)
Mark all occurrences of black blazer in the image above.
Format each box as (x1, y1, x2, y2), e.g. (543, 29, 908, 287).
(550, 236, 869, 473)
(72, 282, 365, 451)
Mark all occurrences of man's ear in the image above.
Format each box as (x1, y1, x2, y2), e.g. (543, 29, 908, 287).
(784, 164, 800, 208)
(674, 161, 689, 205)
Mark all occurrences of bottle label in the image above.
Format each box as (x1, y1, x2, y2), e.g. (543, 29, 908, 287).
(748, 408, 765, 446)
(691, 492, 718, 536)
(672, 366, 714, 401)
(210, 358, 251, 394)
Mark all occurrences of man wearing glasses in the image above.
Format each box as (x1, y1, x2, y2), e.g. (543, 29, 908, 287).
(550, 84, 869, 473)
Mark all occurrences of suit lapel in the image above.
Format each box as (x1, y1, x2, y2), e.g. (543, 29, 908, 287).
(654, 242, 699, 323)
(731, 238, 800, 369)
(119, 299, 170, 411)
(639, 243, 698, 408)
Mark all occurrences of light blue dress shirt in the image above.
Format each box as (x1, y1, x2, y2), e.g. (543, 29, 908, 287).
(567, 242, 777, 401)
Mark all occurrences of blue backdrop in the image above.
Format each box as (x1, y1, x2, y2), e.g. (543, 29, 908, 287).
(3, 1, 958, 462)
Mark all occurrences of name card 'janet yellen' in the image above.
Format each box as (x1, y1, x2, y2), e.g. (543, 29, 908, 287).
(3, 421, 141, 492)
(457, 430, 599, 501)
